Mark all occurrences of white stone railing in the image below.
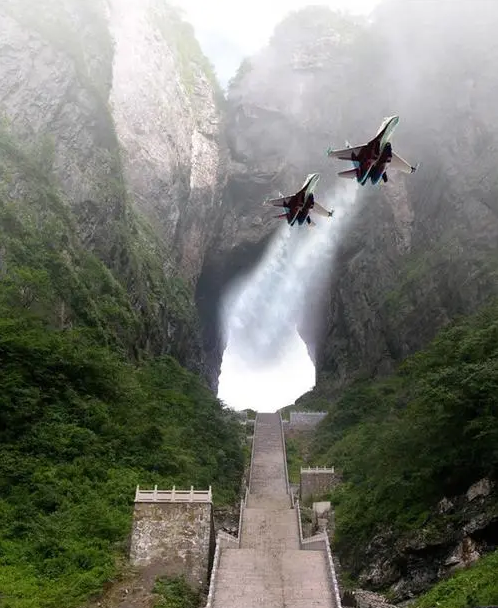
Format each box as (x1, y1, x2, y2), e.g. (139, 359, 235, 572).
(279, 413, 291, 502)
(204, 536, 221, 608)
(295, 499, 342, 608)
(323, 530, 342, 608)
(217, 530, 238, 549)
(301, 466, 335, 474)
(289, 411, 327, 426)
(247, 417, 257, 492)
(295, 499, 304, 544)
(238, 491, 247, 547)
(135, 485, 212, 503)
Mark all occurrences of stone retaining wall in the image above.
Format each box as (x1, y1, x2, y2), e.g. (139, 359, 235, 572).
(130, 501, 215, 588)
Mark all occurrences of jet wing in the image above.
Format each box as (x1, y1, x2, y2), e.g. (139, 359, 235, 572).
(312, 202, 334, 218)
(265, 195, 294, 208)
(390, 152, 418, 174)
(327, 144, 366, 160)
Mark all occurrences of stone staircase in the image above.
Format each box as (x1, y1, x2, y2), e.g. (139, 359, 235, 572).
(210, 413, 338, 608)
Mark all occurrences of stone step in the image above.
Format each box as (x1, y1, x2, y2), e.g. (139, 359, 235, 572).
(245, 495, 290, 510)
(249, 413, 289, 500)
(213, 549, 334, 608)
(210, 412, 335, 608)
(282, 550, 334, 607)
(241, 509, 299, 550)
(213, 549, 282, 608)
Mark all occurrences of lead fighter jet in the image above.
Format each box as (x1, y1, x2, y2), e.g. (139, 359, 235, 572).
(326, 115, 418, 185)
(265, 173, 334, 226)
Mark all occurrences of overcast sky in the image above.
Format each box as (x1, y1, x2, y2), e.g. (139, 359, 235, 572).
(175, 0, 382, 85)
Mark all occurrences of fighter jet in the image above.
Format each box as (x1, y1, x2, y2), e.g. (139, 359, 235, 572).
(265, 173, 334, 226)
(326, 116, 418, 185)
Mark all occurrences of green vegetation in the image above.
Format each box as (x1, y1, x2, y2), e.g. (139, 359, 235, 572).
(152, 4, 220, 95)
(0, 115, 199, 365)
(286, 437, 303, 484)
(0, 88, 242, 608)
(271, 6, 362, 48)
(228, 58, 253, 90)
(153, 576, 202, 608)
(0, 319, 243, 608)
(311, 301, 498, 563)
(4, 0, 113, 100)
(285, 435, 312, 485)
(415, 550, 498, 608)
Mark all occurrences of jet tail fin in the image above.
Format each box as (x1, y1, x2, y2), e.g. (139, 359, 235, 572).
(338, 168, 358, 180)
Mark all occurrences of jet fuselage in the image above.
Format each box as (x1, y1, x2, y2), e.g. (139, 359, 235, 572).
(353, 115, 399, 185)
(290, 173, 320, 225)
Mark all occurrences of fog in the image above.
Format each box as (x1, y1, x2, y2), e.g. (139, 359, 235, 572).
(177, 0, 381, 84)
(218, 182, 358, 412)
(199, 0, 498, 411)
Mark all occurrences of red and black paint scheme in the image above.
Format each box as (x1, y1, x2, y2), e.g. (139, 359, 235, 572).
(265, 173, 334, 227)
(327, 116, 418, 186)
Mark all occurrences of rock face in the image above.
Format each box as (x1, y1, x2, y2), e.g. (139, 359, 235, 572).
(198, 0, 498, 391)
(197, 8, 370, 382)
(342, 590, 397, 608)
(109, 0, 227, 281)
(356, 480, 498, 601)
(0, 0, 227, 371)
(319, 0, 498, 390)
(0, 0, 116, 210)
(3, 0, 498, 393)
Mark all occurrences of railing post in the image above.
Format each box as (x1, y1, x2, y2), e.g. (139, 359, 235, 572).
(172, 485, 176, 502)
(190, 486, 194, 501)
(153, 485, 158, 501)
(208, 485, 212, 502)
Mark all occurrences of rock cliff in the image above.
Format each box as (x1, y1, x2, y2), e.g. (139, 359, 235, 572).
(319, 0, 498, 390)
(0, 0, 227, 370)
(357, 479, 498, 601)
(198, 0, 498, 391)
(4, 0, 497, 394)
(109, 0, 227, 281)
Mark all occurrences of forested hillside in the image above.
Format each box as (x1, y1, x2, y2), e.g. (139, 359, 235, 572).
(0, 5, 243, 607)
(0, 135, 244, 608)
(307, 301, 498, 600)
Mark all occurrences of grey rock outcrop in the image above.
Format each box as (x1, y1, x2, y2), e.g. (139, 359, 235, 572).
(0, 0, 116, 208)
(109, 0, 227, 281)
(0, 0, 228, 371)
(356, 480, 498, 600)
(198, 0, 498, 391)
(319, 0, 498, 390)
(343, 589, 397, 608)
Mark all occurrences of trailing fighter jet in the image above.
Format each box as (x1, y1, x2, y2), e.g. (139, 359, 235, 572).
(326, 116, 418, 185)
(265, 173, 334, 226)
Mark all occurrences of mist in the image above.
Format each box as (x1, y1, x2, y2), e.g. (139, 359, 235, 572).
(218, 182, 358, 412)
(178, 0, 381, 85)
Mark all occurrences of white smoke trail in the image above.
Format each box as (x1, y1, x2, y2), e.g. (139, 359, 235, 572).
(218, 181, 358, 412)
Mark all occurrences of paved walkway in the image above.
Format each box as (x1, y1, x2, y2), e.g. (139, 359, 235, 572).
(212, 413, 335, 608)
